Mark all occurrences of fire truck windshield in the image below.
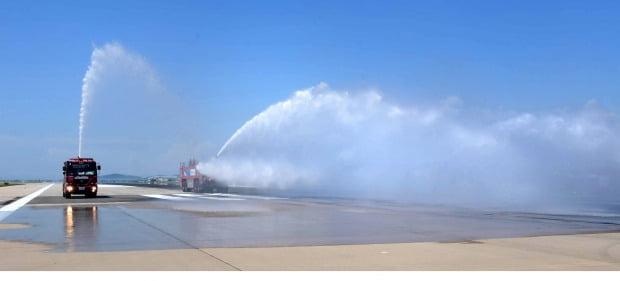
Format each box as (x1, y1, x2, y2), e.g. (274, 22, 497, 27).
(66, 163, 97, 176)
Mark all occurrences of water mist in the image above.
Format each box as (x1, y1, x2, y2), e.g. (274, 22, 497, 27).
(200, 83, 620, 210)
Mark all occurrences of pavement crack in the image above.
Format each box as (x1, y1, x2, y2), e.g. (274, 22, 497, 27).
(117, 206, 241, 271)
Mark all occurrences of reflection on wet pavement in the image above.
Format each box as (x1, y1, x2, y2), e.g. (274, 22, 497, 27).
(1, 197, 620, 253)
(0, 204, 188, 252)
(64, 206, 98, 251)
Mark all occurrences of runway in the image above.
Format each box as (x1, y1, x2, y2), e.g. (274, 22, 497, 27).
(2, 182, 620, 270)
(3, 182, 620, 252)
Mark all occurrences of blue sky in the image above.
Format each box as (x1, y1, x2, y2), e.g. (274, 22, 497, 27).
(1, 0, 619, 179)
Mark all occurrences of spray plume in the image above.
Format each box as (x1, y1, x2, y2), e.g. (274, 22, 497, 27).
(78, 43, 155, 157)
(201, 83, 620, 209)
(78, 47, 97, 157)
(76, 42, 202, 176)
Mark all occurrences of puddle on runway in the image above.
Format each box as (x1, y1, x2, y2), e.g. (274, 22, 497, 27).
(0, 198, 620, 253)
(0, 205, 188, 252)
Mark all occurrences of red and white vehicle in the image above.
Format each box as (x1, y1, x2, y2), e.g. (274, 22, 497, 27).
(179, 159, 227, 193)
(62, 157, 101, 199)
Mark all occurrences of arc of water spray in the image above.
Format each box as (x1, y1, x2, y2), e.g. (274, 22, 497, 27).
(79, 74, 92, 157)
(216, 83, 329, 158)
(216, 109, 267, 157)
(217, 128, 242, 157)
(79, 43, 116, 157)
(78, 54, 98, 157)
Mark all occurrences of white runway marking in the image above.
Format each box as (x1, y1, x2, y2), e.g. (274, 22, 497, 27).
(218, 193, 287, 200)
(174, 193, 245, 200)
(98, 184, 132, 188)
(144, 193, 283, 201)
(175, 193, 285, 200)
(143, 194, 189, 201)
(198, 196, 245, 201)
(173, 193, 202, 197)
(0, 183, 55, 222)
(175, 193, 246, 201)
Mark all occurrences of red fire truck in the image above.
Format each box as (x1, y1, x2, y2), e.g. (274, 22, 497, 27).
(62, 157, 101, 199)
(179, 159, 228, 193)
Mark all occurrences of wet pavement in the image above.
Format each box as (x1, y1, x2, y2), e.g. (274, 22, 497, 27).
(1, 184, 620, 252)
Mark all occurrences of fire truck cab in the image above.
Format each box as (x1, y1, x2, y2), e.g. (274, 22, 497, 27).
(179, 159, 228, 193)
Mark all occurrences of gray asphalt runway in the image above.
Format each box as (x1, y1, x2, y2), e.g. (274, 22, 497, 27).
(2, 183, 620, 254)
